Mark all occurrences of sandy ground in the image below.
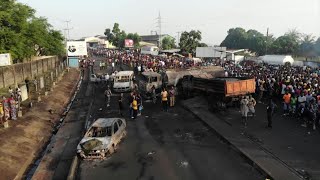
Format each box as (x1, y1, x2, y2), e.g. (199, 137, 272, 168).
(0, 69, 80, 180)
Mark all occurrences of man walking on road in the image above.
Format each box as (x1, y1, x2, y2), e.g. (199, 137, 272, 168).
(161, 88, 168, 112)
(240, 96, 249, 127)
(118, 93, 123, 116)
(266, 98, 276, 128)
(104, 87, 112, 107)
(248, 95, 256, 117)
(169, 86, 176, 107)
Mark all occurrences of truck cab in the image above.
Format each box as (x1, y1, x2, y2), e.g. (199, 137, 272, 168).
(138, 72, 162, 97)
(113, 71, 135, 92)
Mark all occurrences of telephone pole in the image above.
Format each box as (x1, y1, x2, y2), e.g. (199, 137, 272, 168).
(176, 31, 183, 47)
(156, 12, 162, 49)
(64, 20, 72, 41)
(265, 28, 269, 55)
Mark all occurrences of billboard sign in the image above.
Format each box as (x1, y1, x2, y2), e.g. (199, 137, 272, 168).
(124, 39, 134, 48)
(0, 53, 12, 66)
(67, 41, 88, 56)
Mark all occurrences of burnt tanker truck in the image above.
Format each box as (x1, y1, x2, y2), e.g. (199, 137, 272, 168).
(138, 66, 255, 110)
(181, 75, 256, 110)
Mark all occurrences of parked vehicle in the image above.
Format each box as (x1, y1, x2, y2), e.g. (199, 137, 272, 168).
(181, 76, 255, 110)
(138, 72, 163, 98)
(138, 66, 225, 98)
(140, 46, 159, 56)
(77, 118, 127, 159)
(113, 71, 135, 92)
(90, 73, 108, 83)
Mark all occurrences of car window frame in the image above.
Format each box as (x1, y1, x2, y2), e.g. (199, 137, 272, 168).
(117, 119, 123, 128)
(113, 122, 119, 134)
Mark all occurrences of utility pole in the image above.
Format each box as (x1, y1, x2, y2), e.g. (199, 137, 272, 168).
(156, 12, 162, 49)
(64, 20, 72, 67)
(176, 31, 183, 47)
(64, 20, 72, 40)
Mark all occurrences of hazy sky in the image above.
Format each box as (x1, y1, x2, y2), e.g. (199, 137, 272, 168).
(18, 0, 320, 45)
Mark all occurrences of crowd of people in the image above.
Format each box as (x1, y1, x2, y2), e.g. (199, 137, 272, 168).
(91, 48, 320, 130)
(90, 48, 203, 74)
(223, 60, 320, 130)
(0, 86, 21, 128)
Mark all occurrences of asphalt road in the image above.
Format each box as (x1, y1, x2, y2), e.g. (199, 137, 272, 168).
(77, 58, 263, 180)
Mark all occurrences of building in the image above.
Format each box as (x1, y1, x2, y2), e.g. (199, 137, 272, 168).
(79, 35, 115, 49)
(140, 34, 173, 47)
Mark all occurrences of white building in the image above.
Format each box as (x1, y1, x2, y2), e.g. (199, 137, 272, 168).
(81, 35, 114, 49)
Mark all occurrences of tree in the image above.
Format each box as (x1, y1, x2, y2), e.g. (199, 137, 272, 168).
(314, 38, 320, 56)
(220, 27, 248, 49)
(179, 30, 202, 54)
(161, 36, 176, 50)
(127, 33, 141, 48)
(0, 0, 65, 62)
(104, 23, 141, 48)
(198, 43, 208, 47)
(299, 34, 315, 57)
(220, 28, 269, 55)
(270, 35, 299, 55)
(104, 28, 114, 43)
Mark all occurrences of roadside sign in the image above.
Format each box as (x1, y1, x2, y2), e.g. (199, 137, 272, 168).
(0, 53, 12, 66)
(67, 41, 88, 56)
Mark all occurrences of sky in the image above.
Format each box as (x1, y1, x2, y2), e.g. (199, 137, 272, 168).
(18, 0, 320, 45)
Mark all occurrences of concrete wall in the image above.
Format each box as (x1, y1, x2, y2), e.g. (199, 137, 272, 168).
(0, 56, 64, 88)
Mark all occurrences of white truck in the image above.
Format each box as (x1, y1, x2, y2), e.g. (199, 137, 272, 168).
(113, 71, 135, 92)
(140, 46, 159, 56)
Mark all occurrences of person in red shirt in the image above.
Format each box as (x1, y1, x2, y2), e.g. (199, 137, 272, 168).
(283, 92, 291, 115)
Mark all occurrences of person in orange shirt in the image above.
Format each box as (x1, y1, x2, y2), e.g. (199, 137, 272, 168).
(283, 91, 291, 115)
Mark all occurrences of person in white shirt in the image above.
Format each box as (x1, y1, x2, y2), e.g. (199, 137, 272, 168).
(105, 73, 110, 85)
(112, 62, 115, 71)
(240, 96, 249, 127)
(297, 93, 306, 113)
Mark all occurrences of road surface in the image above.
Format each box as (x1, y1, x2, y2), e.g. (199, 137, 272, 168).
(77, 58, 264, 180)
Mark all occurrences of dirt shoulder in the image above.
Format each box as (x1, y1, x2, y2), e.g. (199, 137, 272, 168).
(0, 69, 80, 180)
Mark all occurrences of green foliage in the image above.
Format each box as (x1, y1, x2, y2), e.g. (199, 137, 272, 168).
(179, 30, 203, 54)
(127, 33, 141, 48)
(220, 28, 269, 55)
(198, 42, 208, 47)
(220, 27, 320, 56)
(161, 36, 176, 50)
(104, 23, 141, 48)
(315, 38, 320, 56)
(0, 0, 65, 62)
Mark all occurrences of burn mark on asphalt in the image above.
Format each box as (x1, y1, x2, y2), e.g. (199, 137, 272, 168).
(102, 161, 127, 171)
(145, 117, 165, 145)
(136, 153, 154, 180)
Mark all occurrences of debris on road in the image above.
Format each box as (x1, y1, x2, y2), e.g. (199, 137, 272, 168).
(178, 161, 189, 168)
(147, 151, 155, 156)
